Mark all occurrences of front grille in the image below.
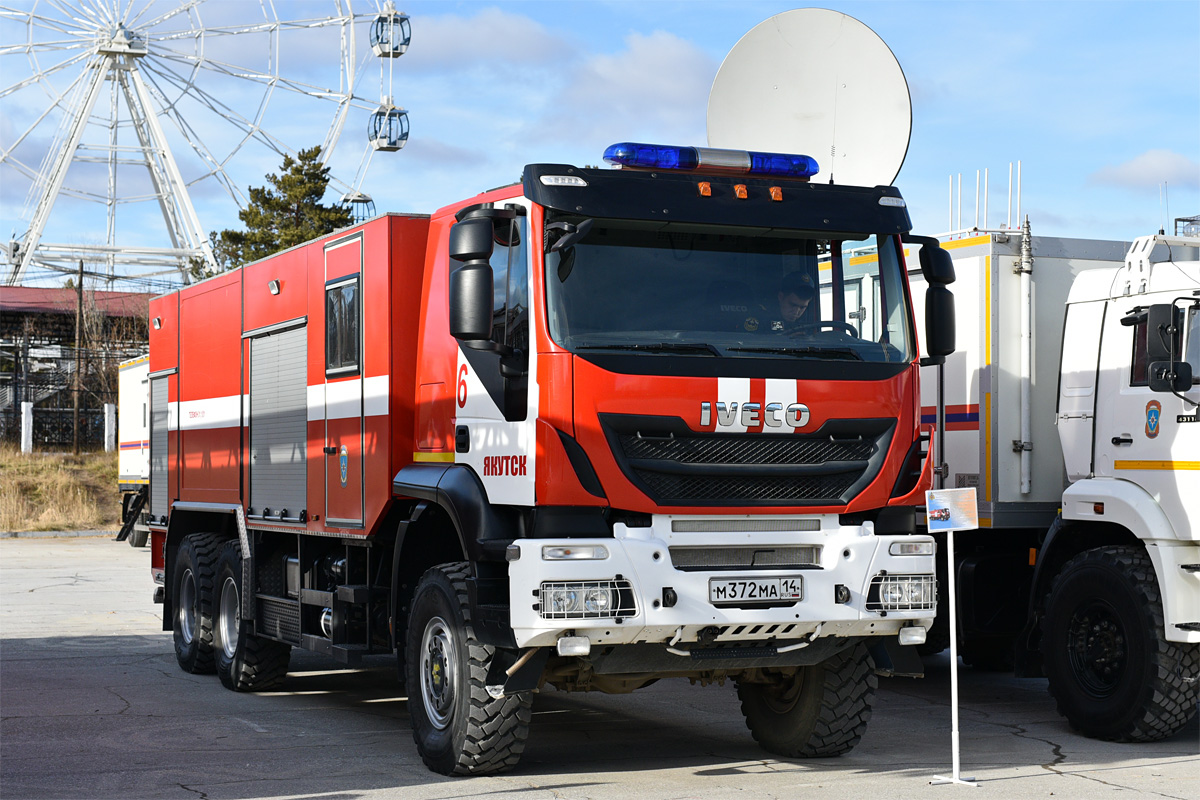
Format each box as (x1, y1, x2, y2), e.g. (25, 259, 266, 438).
(641, 472, 860, 503)
(622, 434, 875, 464)
(601, 414, 894, 506)
(669, 545, 821, 571)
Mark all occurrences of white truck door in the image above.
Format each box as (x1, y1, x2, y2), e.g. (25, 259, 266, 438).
(1057, 300, 1105, 482)
(1095, 296, 1200, 531)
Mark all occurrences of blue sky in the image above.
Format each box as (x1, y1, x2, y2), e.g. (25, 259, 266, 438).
(2, 1, 1197, 288)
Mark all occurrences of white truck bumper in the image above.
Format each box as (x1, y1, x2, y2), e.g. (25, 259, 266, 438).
(506, 513, 936, 652)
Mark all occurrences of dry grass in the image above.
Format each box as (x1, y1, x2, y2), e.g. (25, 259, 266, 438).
(0, 445, 119, 532)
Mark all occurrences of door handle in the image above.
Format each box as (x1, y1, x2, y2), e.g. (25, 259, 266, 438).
(323, 446, 337, 455)
(455, 425, 470, 453)
(1111, 435, 1133, 446)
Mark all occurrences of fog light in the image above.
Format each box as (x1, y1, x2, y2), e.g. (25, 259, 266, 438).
(539, 580, 634, 620)
(898, 626, 927, 646)
(867, 574, 937, 612)
(583, 587, 613, 614)
(556, 636, 591, 656)
(548, 588, 580, 615)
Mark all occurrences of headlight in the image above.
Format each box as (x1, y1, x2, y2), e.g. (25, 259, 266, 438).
(539, 580, 635, 620)
(867, 574, 937, 612)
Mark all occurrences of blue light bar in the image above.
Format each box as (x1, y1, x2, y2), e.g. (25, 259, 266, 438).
(603, 142, 819, 178)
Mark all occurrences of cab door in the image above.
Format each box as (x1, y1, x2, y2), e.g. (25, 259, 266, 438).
(1094, 295, 1200, 529)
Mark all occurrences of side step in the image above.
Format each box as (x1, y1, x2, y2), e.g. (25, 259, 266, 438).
(1175, 622, 1200, 632)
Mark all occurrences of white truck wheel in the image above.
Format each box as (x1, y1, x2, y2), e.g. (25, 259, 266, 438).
(1042, 545, 1198, 741)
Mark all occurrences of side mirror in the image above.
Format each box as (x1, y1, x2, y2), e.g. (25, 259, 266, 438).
(449, 217, 494, 262)
(448, 262, 493, 342)
(1149, 361, 1193, 393)
(902, 234, 956, 286)
(924, 284, 956, 363)
(920, 245, 956, 286)
(1145, 304, 1176, 364)
(448, 217, 496, 344)
(545, 218, 593, 254)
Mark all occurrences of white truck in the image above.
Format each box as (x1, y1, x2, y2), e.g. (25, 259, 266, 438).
(116, 354, 150, 547)
(908, 222, 1199, 741)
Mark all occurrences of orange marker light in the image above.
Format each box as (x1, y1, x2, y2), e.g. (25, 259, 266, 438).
(697, 181, 712, 197)
(769, 186, 783, 201)
(734, 184, 748, 199)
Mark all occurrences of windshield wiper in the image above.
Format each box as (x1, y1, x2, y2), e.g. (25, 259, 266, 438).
(576, 342, 722, 356)
(728, 345, 863, 361)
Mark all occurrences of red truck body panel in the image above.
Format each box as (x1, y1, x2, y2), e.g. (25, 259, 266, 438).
(149, 215, 431, 538)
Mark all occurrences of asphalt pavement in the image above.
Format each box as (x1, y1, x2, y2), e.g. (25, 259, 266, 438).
(1, 535, 1197, 800)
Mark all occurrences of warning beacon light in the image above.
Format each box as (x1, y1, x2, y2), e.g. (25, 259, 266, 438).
(603, 142, 819, 179)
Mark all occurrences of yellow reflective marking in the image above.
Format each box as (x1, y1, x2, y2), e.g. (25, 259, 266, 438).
(413, 452, 454, 463)
(985, 393, 993, 503)
(1114, 461, 1200, 471)
(939, 235, 991, 251)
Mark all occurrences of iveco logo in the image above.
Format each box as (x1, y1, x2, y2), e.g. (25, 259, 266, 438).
(700, 402, 810, 429)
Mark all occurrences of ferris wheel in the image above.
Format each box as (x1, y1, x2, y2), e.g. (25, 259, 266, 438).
(0, 0, 410, 287)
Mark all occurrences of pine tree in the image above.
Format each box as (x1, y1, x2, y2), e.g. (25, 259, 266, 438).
(200, 146, 353, 277)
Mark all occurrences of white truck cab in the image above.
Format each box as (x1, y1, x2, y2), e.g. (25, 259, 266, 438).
(1045, 234, 1199, 740)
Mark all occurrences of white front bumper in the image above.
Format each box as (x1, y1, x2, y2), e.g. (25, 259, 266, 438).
(506, 514, 936, 650)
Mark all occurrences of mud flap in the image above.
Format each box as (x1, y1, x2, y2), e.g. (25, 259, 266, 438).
(485, 647, 549, 696)
(869, 636, 924, 678)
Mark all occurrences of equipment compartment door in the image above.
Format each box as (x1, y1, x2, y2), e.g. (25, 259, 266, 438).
(149, 375, 171, 518)
(323, 237, 364, 527)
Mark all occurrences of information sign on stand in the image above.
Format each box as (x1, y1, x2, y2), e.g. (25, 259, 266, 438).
(927, 487, 979, 788)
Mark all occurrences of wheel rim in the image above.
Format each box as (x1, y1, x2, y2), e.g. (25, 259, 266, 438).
(178, 568, 197, 645)
(1065, 599, 1126, 698)
(420, 616, 456, 730)
(761, 671, 806, 714)
(218, 576, 240, 660)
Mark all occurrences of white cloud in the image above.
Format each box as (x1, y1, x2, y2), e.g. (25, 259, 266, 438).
(399, 8, 571, 72)
(1090, 149, 1200, 190)
(534, 30, 717, 146)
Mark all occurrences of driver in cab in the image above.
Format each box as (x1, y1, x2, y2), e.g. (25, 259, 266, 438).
(765, 271, 815, 334)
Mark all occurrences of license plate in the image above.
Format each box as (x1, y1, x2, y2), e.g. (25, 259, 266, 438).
(709, 576, 802, 604)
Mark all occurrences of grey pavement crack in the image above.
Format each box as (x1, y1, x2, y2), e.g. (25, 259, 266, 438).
(105, 685, 132, 714)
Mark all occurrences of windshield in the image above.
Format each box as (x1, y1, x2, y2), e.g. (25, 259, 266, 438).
(544, 217, 914, 364)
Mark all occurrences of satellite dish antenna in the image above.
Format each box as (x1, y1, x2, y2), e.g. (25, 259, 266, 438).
(707, 8, 911, 187)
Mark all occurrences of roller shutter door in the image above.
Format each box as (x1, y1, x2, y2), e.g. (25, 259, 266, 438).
(149, 377, 169, 517)
(249, 325, 307, 516)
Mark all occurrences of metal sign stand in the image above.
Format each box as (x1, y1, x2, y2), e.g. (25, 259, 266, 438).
(928, 377, 978, 788)
(930, 525, 977, 787)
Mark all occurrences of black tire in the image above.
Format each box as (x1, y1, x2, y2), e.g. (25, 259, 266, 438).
(171, 532, 223, 674)
(736, 641, 877, 757)
(126, 527, 148, 548)
(405, 562, 532, 775)
(1042, 546, 1199, 741)
(213, 540, 291, 692)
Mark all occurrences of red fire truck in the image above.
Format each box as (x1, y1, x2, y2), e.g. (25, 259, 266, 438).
(145, 142, 956, 775)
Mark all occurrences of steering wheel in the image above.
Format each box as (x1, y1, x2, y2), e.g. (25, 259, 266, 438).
(790, 320, 859, 338)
